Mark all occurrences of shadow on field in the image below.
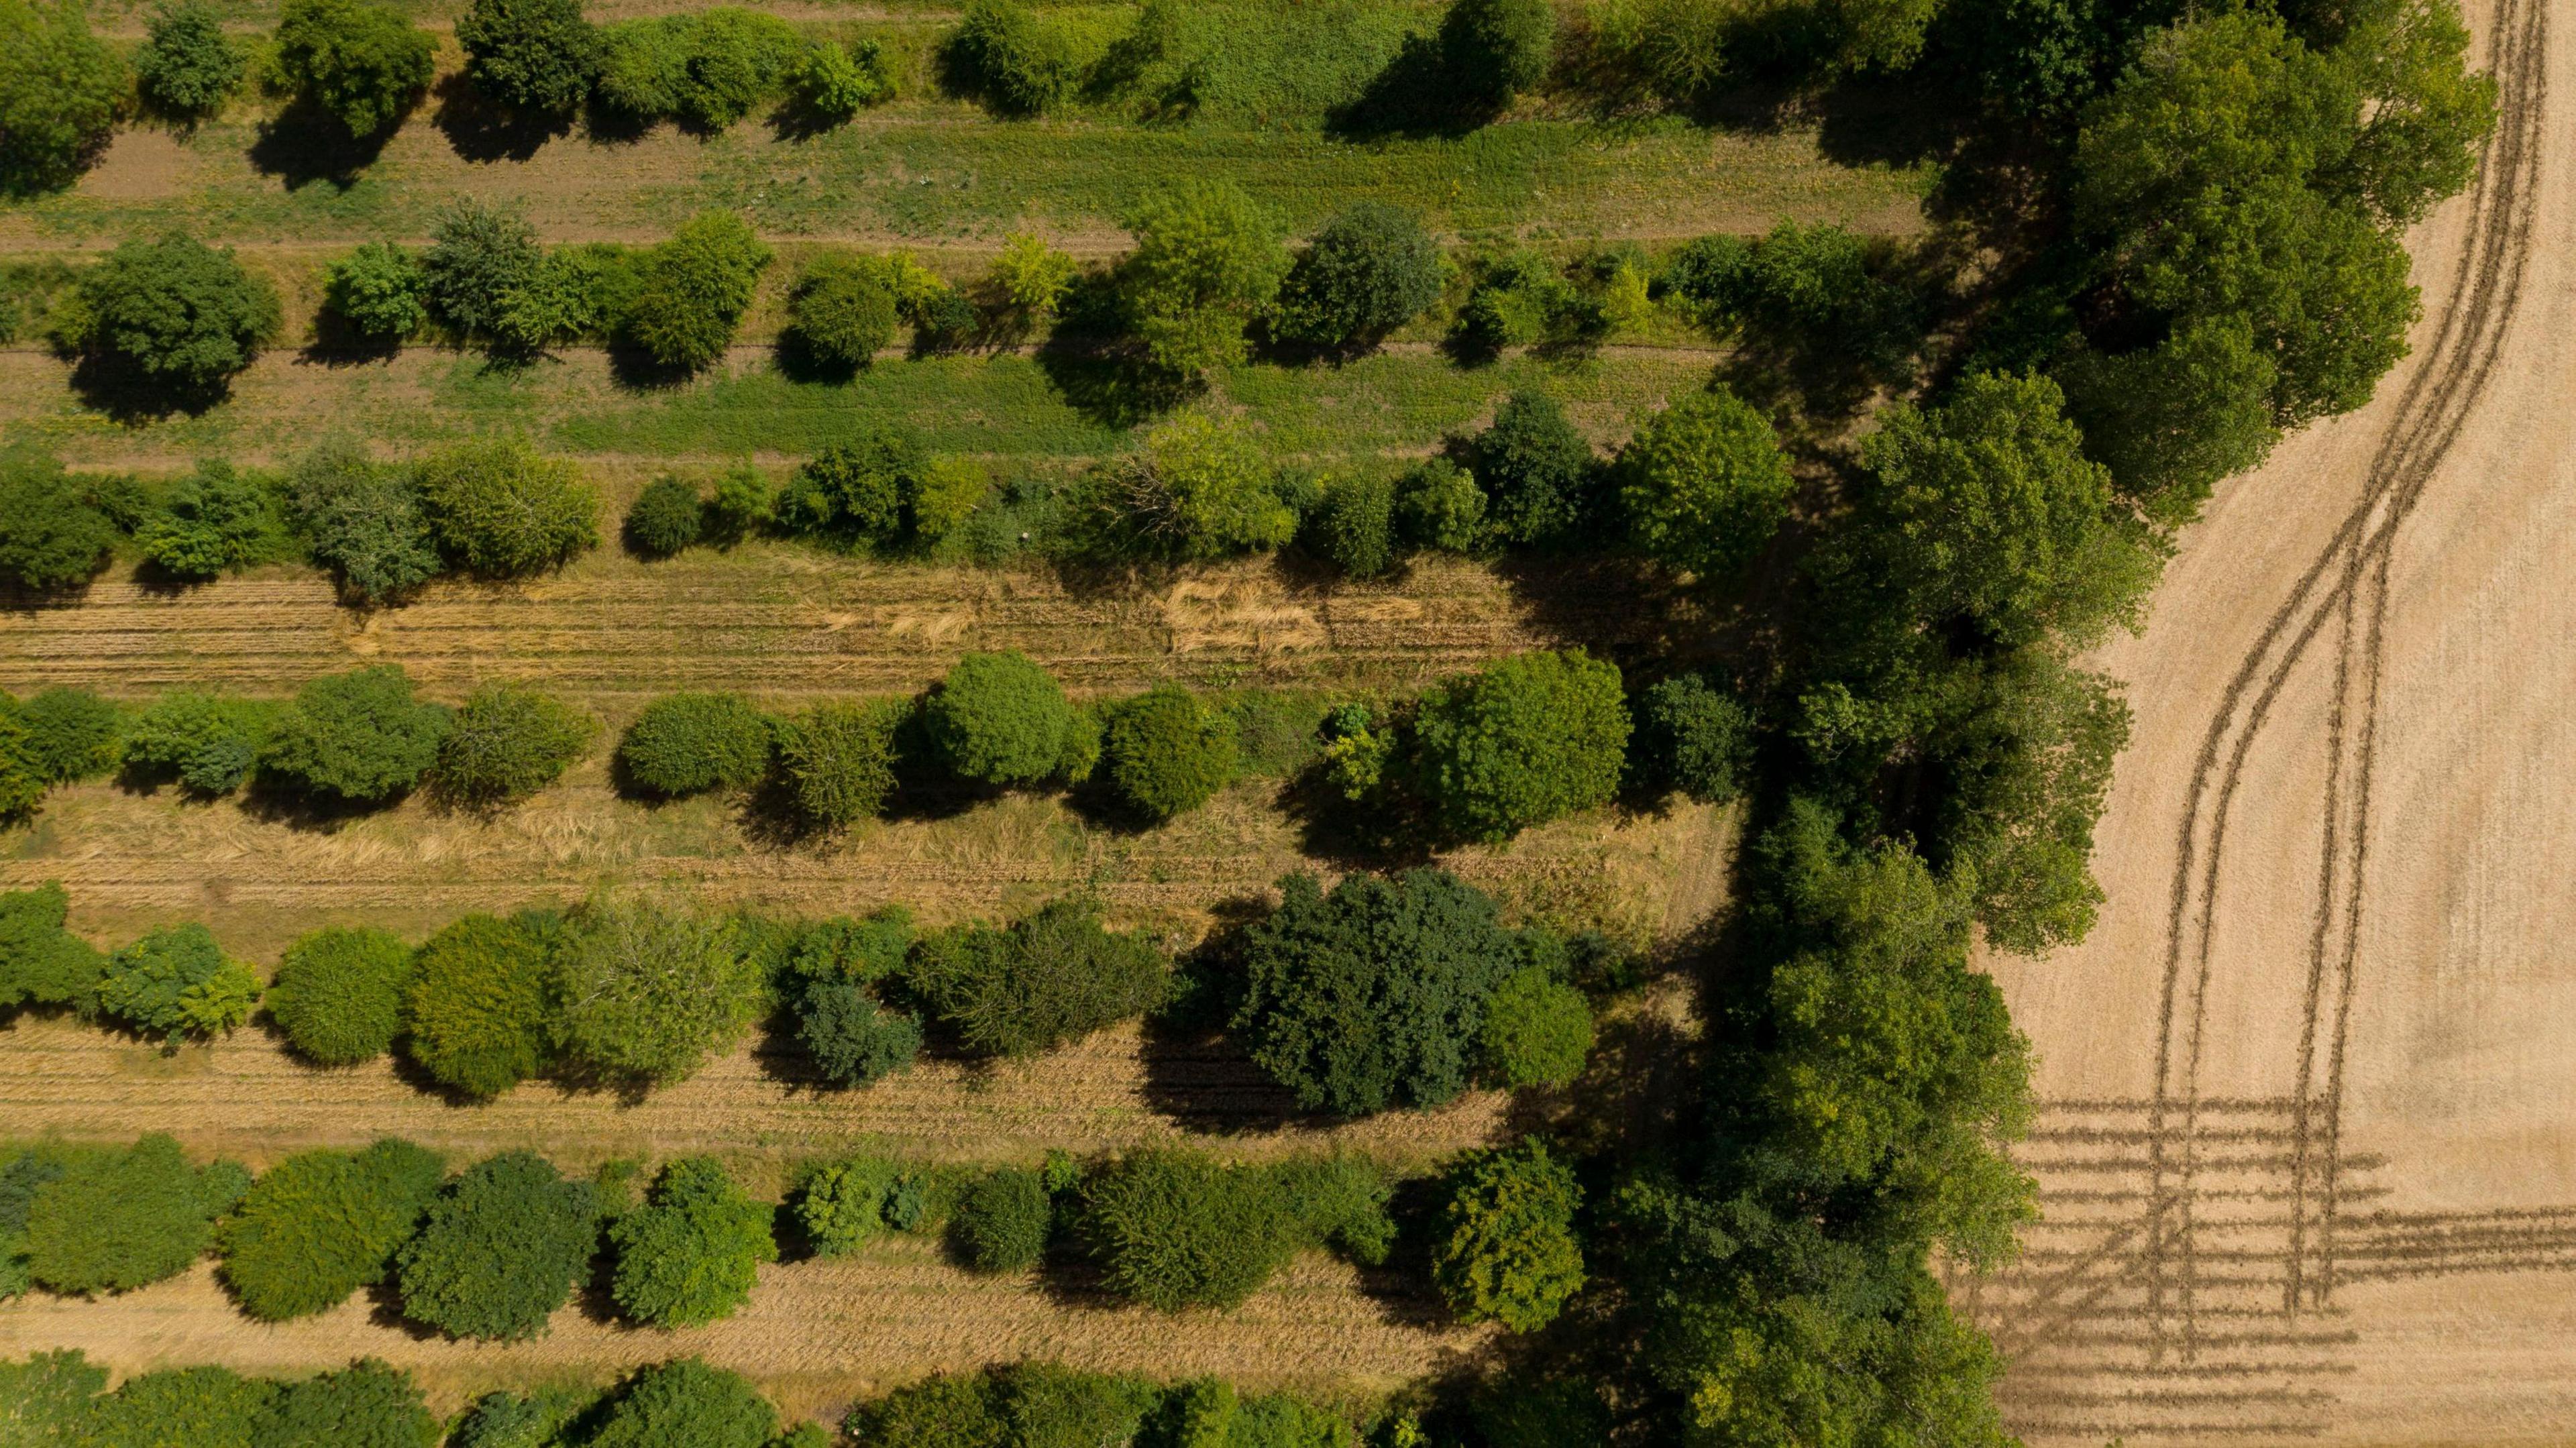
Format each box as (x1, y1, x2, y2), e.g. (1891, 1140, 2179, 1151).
(248, 101, 402, 190)
(432, 72, 572, 164)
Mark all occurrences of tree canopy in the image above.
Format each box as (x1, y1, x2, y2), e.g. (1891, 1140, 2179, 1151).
(394, 1150, 597, 1341)
(608, 1157, 777, 1328)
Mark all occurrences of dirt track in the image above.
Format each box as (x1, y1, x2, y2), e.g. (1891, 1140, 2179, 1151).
(1966, 0, 2576, 1437)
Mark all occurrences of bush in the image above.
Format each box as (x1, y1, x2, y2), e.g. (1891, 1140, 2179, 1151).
(137, 0, 244, 117)
(394, 1150, 596, 1341)
(1411, 649, 1630, 842)
(925, 650, 1074, 785)
(402, 911, 557, 1099)
(1120, 180, 1290, 377)
(97, 923, 260, 1039)
(1430, 1140, 1583, 1331)
(910, 456, 990, 543)
(590, 1360, 775, 1448)
(1470, 392, 1597, 547)
(1633, 673, 1751, 803)
(793, 38, 892, 119)
(263, 1359, 440, 1448)
(432, 684, 592, 809)
(457, 0, 601, 113)
(906, 897, 1168, 1058)
(986, 233, 1077, 323)
(1308, 474, 1395, 579)
(289, 441, 441, 604)
(1479, 966, 1593, 1088)
(1080, 1151, 1294, 1311)
(951, 1168, 1049, 1272)
(22, 1135, 235, 1294)
(797, 979, 921, 1085)
(0, 444, 115, 590)
(625, 211, 770, 371)
(448, 1388, 591, 1448)
(794, 1156, 899, 1254)
(273, 0, 436, 137)
(19, 686, 123, 782)
(776, 700, 900, 831)
(1081, 410, 1297, 562)
(1454, 249, 1596, 353)
(323, 243, 427, 342)
(423, 201, 543, 339)
(849, 1366, 1165, 1448)
(61, 233, 282, 394)
(788, 255, 900, 369)
(554, 894, 763, 1084)
(267, 925, 416, 1065)
(618, 692, 773, 796)
(609, 1157, 777, 1328)
(0, 882, 105, 1015)
(1271, 203, 1445, 349)
(1100, 684, 1237, 821)
(1438, 0, 1554, 107)
(1617, 387, 1794, 579)
(122, 690, 275, 795)
(81, 1364, 277, 1448)
(262, 663, 449, 805)
(414, 437, 599, 578)
(774, 425, 926, 546)
(1659, 221, 1922, 379)
(0, 708, 41, 820)
(0, 0, 123, 195)
(137, 459, 281, 580)
(949, 0, 1091, 113)
(217, 1139, 444, 1320)
(615, 478, 704, 560)
(704, 464, 770, 544)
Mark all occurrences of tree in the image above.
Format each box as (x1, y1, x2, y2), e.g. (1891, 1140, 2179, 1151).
(0, 882, 105, 1017)
(793, 39, 892, 119)
(1309, 474, 1395, 579)
(60, 233, 281, 394)
(1235, 870, 1525, 1117)
(1080, 1151, 1296, 1311)
(0, 708, 42, 821)
(96, 923, 260, 1039)
(794, 1156, 899, 1254)
(1083, 410, 1297, 562)
(1617, 388, 1794, 579)
(272, 0, 435, 137)
(1437, 0, 1554, 107)
(910, 455, 991, 542)
(422, 201, 543, 339)
(788, 255, 901, 369)
(985, 233, 1077, 324)
(21, 1135, 236, 1294)
(456, 0, 601, 114)
(1431, 1140, 1584, 1331)
(121, 691, 275, 796)
(2332, 0, 2493, 227)
(906, 897, 1169, 1058)
(136, 0, 244, 117)
(1470, 392, 1597, 547)
(775, 701, 899, 831)
(402, 912, 558, 1099)
(19, 687, 123, 782)
(262, 1359, 439, 1448)
(267, 925, 417, 1065)
(262, 663, 450, 805)
(617, 692, 773, 797)
(217, 1139, 444, 1320)
(136, 460, 280, 580)
(608, 1157, 776, 1328)
(774, 425, 926, 546)
(394, 1150, 597, 1341)
(433, 684, 594, 807)
(590, 1360, 776, 1448)
(925, 650, 1075, 785)
(1270, 203, 1445, 350)
(0, 444, 115, 590)
(948, 0, 1091, 113)
(796, 979, 921, 1086)
(1411, 649, 1630, 843)
(1633, 673, 1753, 803)
(413, 437, 598, 578)
(0, 0, 123, 195)
(447, 1389, 590, 1448)
(1120, 180, 1290, 377)
(625, 211, 770, 372)
(289, 441, 441, 604)
(951, 1168, 1049, 1272)
(324, 243, 428, 342)
(553, 894, 763, 1085)
(1479, 966, 1593, 1089)
(1100, 684, 1237, 822)
(2056, 315, 2282, 527)
(80, 1364, 277, 1448)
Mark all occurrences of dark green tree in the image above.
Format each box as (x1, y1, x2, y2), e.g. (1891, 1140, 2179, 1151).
(2056, 315, 2283, 527)
(289, 441, 441, 604)
(625, 211, 771, 372)
(1633, 673, 1754, 804)
(617, 692, 773, 797)
(1079, 1150, 1296, 1311)
(1308, 474, 1396, 579)
(136, 0, 244, 117)
(0, 445, 115, 590)
(413, 437, 598, 578)
(906, 897, 1168, 1058)
(456, 0, 602, 114)
(394, 1150, 598, 1341)
(217, 1139, 444, 1321)
(121, 691, 276, 796)
(0, 882, 105, 1017)
(608, 1157, 777, 1328)
(1120, 180, 1290, 378)
(0, 0, 123, 195)
(96, 922, 260, 1039)
(136, 459, 281, 581)
(272, 0, 435, 137)
(19, 687, 123, 783)
(1269, 203, 1445, 350)
(21, 1135, 237, 1294)
(951, 1168, 1050, 1273)
(787, 254, 901, 369)
(1469, 392, 1596, 547)
(924, 650, 1075, 785)
(775, 700, 900, 831)
(323, 243, 428, 342)
(774, 425, 926, 547)
(262, 1359, 440, 1448)
(261, 663, 450, 805)
(429, 684, 592, 809)
(590, 1360, 776, 1448)
(1438, 0, 1554, 107)
(266, 925, 417, 1065)
(1479, 966, 1593, 1089)
(554, 894, 763, 1085)
(624, 475, 705, 557)
(947, 0, 1091, 113)
(421, 201, 543, 339)
(795, 979, 921, 1087)
(80, 1364, 278, 1448)
(60, 233, 282, 395)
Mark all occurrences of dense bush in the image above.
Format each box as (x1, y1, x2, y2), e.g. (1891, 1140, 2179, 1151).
(797, 978, 921, 1085)
(1438, 0, 1554, 107)
(136, 460, 281, 580)
(618, 691, 773, 797)
(272, 0, 436, 137)
(0, 0, 123, 196)
(1454, 249, 1597, 353)
(848, 1366, 1181, 1448)
(794, 1156, 900, 1254)
(261, 663, 449, 805)
(775, 424, 930, 547)
(80, 1363, 277, 1447)
(1100, 684, 1237, 822)
(395, 1150, 596, 1341)
(97, 923, 260, 1040)
(0, 709, 41, 821)
(323, 243, 428, 342)
(608, 1156, 776, 1328)
(1617, 387, 1794, 579)
(1430, 1139, 1584, 1331)
(262, 1358, 440, 1448)
(1469, 392, 1597, 547)
(456, 0, 601, 114)
(554, 894, 763, 1084)
(1270, 203, 1446, 350)
(18, 685, 123, 782)
(447, 1387, 591, 1448)
(289, 441, 441, 604)
(136, 0, 244, 117)
(625, 211, 770, 371)
(907, 897, 1167, 1058)
(1079, 1151, 1297, 1312)
(217, 1139, 444, 1320)
(1633, 673, 1752, 803)
(267, 925, 416, 1065)
(431, 683, 594, 808)
(0, 883, 103, 1017)
(60, 233, 282, 394)
(414, 437, 599, 578)
(1411, 649, 1630, 842)
(590, 1359, 776, 1448)
(422, 201, 543, 339)
(21, 1135, 239, 1294)
(2058, 314, 2280, 528)
(121, 690, 275, 795)
(924, 650, 1075, 786)
(947, 0, 1093, 113)
(1479, 965, 1593, 1088)
(1120, 181, 1291, 377)
(1079, 410, 1298, 563)
(0, 444, 115, 590)
(401, 911, 558, 1098)
(775, 701, 899, 831)
(1660, 221, 1923, 380)
(1308, 473, 1396, 579)
(621, 477, 703, 559)
(787, 255, 900, 368)
(950, 1168, 1050, 1273)
(793, 38, 892, 119)
(597, 8, 801, 128)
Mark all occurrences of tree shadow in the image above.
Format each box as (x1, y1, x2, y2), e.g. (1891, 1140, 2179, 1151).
(300, 306, 407, 368)
(235, 775, 408, 834)
(248, 100, 401, 190)
(1324, 34, 1499, 140)
(65, 351, 237, 423)
(1133, 900, 1322, 1135)
(431, 72, 573, 164)
(1033, 331, 1189, 433)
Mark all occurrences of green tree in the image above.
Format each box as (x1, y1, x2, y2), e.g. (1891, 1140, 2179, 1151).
(1411, 649, 1630, 843)
(1120, 181, 1290, 378)
(394, 1150, 598, 1341)
(951, 1168, 1050, 1273)
(1270, 203, 1446, 350)
(925, 650, 1075, 785)
(121, 691, 275, 796)
(0, 710, 41, 822)
(262, 1359, 439, 1448)
(273, 0, 435, 137)
(261, 663, 450, 805)
(324, 243, 429, 342)
(906, 897, 1168, 1058)
(446, 1389, 592, 1448)
(136, 0, 244, 117)
(0, 0, 123, 196)
(1083, 410, 1297, 562)
(774, 424, 926, 546)
(796, 979, 921, 1086)
(456, 0, 601, 113)
(402, 911, 558, 1099)
(788, 254, 901, 369)
(554, 894, 763, 1085)
(0, 1350, 107, 1442)
(625, 211, 771, 372)
(794, 1156, 898, 1254)
(1309, 473, 1395, 579)
(985, 233, 1077, 325)
(590, 1360, 776, 1448)
(775, 701, 899, 831)
(289, 441, 441, 604)
(60, 233, 281, 394)
(0, 445, 115, 591)
(0, 883, 105, 1016)
(617, 692, 773, 797)
(1100, 683, 1238, 821)
(793, 39, 892, 119)
(18, 687, 122, 783)
(80, 1364, 277, 1448)
(1431, 1140, 1583, 1331)
(2057, 315, 2282, 527)
(1080, 1151, 1298, 1311)
(608, 1157, 777, 1328)
(97, 923, 260, 1039)
(948, 0, 1091, 113)
(1438, 0, 1554, 107)
(422, 201, 543, 339)
(267, 925, 416, 1065)
(1633, 673, 1754, 804)
(1617, 388, 1794, 579)
(217, 1139, 444, 1320)
(413, 437, 598, 578)
(1479, 966, 1593, 1089)
(623, 475, 704, 558)
(1470, 392, 1596, 547)
(136, 459, 281, 580)
(2332, 0, 2494, 226)
(22, 1135, 236, 1294)
(433, 683, 594, 808)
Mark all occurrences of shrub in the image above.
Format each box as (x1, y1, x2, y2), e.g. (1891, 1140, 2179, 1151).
(554, 894, 763, 1084)
(0, 708, 41, 820)
(1082, 410, 1296, 562)
(1438, 0, 1554, 107)
(793, 38, 892, 119)
(457, 0, 601, 113)
(1100, 684, 1237, 822)
(625, 211, 771, 372)
(136, 0, 244, 117)
(263, 1359, 440, 1448)
(97, 923, 260, 1039)
(414, 437, 599, 578)
(1411, 649, 1630, 842)
(951, 1168, 1049, 1272)
(262, 663, 449, 805)
(1454, 250, 1595, 352)
(849, 1367, 1165, 1448)
(1271, 203, 1445, 349)
(448, 1388, 591, 1448)
(987, 233, 1077, 323)
(60, 233, 281, 393)
(590, 1360, 776, 1448)
(618, 692, 773, 797)
(775, 425, 926, 546)
(0, 882, 105, 1016)
(1633, 673, 1751, 803)
(487, 243, 633, 355)
(289, 441, 441, 604)
(267, 925, 416, 1065)
(616, 478, 704, 559)
(122, 690, 275, 795)
(788, 255, 900, 369)
(1658, 221, 1921, 378)
(433, 684, 594, 808)
(1430, 1140, 1583, 1331)
(1309, 474, 1395, 579)
(906, 897, 1168, 1058)
(0, 444, 115, 590)
(81, 1364, 277, 1447)
(19, 686, 123, 782)
(672, 8, 802, 127)
(925, 650, 1074, 785)
(704, 464, 770, 544)
(0, 1350, 107, 1439)
(776, 700, 900, 831)
(1470, 392, 1597, 547)
(1120, 180, 1290, 377)
(0, 0, 123, 195)
(798, 979, 921, 1084)
(1479, 966, 1593, 1088)
(217, 1139, 443, 1320)
(795, 1156, 899, 1254)
(402, 912, 557, 1098)
(1617, 387, 1794, 579)
(949, 0, 1090, 113)
(1080, 1150, 1295, 1311)
(608, 1157, 777, 1328)
(273, 0, 436, 137)
(422, 201, 543, 339)
(324, 243, 428, 341)
(22, 1135, 234, 1294)
(137, 459, 282, 580)
(910, 457, 990, 543)
(394, 1150, 597, 1341)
